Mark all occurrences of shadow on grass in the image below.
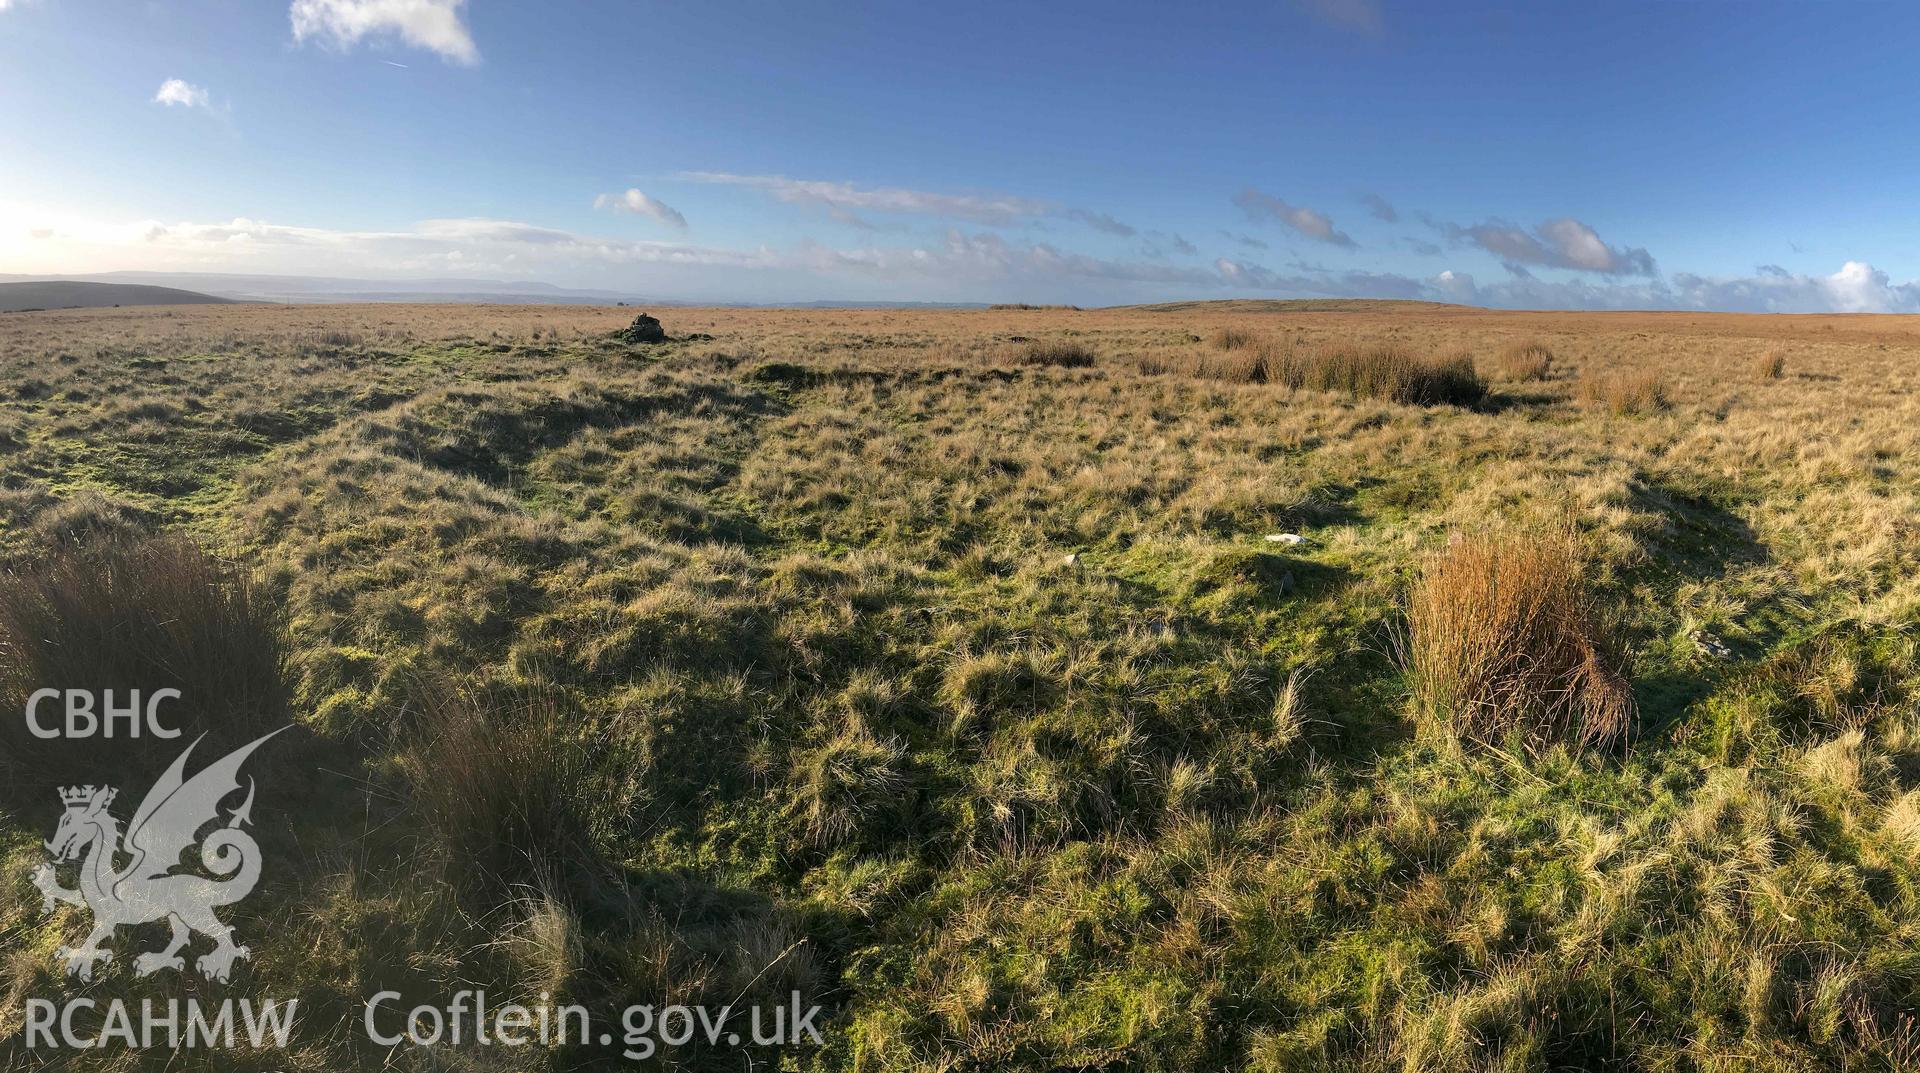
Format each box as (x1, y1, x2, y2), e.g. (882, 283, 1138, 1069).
(1628, 478, 1768, 583)
(1629, 666, 1722, 743)
(1474, 388, 1563, 413)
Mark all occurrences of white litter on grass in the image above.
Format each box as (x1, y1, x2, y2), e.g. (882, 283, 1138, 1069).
(1265, 533, 1306, 546)
(1690, 630, 1733, 660)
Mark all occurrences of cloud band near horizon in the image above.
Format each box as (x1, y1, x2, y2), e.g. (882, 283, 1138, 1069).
(9, 203, 1919, 312)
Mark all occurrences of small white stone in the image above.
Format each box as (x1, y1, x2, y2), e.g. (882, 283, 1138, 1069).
(1265, 533, 1306, 545)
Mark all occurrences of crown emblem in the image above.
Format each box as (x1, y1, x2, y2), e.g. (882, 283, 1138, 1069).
(59, 785, 114, 808)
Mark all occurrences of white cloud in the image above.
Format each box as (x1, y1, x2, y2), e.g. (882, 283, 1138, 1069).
(677, 171, 1134, 236)
(680, 171, 1050, 226)
(1453, 217, 1656, 276)
(593, 189, 688, 231)
(1234, 189, 1356, 247)
(1216, 258, 1427, 298)
(289, 0, 478, 65)
(1211, 257, 1668, 309)
(1467, 275, 1669, 310)
(1823, 260, 1907, 312)
(58, 214, 756, 274)
(788, 230, 1217, 291)
(153, 79, 211, 110)
(1670, 261, 1920, 313)
(1428, 269, 1474, 304)
(1208, 256, 1920, 314)
(2, 209, 1203, 297)
(412, 218, 580, 245)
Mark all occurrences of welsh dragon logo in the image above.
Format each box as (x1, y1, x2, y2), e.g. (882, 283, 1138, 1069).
(28, 728, 286, 983)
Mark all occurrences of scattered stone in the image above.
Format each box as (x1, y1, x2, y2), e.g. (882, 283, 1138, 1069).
(1062, 552, 1080, 568)
(1276, 569, 1296, 596)
(1265, 533, 1307, 546)
(619, 312, 668, 344)
(1691, 630, 1734, 660)
(1147, 615, 1173, 637)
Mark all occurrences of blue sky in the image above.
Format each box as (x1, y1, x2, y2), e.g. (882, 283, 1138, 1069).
(4, 0, 1920, 309)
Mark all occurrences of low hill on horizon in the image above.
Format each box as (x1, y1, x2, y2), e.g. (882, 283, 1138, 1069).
(0, 280, 241, 313)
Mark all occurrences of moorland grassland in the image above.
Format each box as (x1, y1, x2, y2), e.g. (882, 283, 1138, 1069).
(4, 300, 1920, 1070)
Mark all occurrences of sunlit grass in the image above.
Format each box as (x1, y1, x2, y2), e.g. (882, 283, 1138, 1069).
(1, 301, 1919, 1070)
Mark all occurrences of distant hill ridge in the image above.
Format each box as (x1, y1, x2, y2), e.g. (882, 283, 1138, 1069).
(0, 281, 240, 313)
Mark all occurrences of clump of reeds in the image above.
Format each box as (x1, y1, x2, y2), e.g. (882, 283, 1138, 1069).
(1406, 531, 1634, 750)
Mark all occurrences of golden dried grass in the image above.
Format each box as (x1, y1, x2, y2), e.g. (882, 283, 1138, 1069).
(1495, 340, 1554, 381)
(1580, 370, 1669, 414)
(1407, 531, 1634, 750)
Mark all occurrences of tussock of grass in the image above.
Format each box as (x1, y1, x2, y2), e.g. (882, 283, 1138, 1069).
(1580, 370, 1670, 414)
(1756, 348, 1787, 380)
(0, 535, 288, 809)
(1274, 343, 1486, 406)
(1407, 531, 1634, 750)
(1495, 340, 1554, 381)
(1192, 341, 1275, 384)
(1193, 341, 1486, 405)
(1207, 325, 1258, 350)
(400, 685, 620, 897)
(1800, 727, 1892, 793)
(1018, 339, 1098, 367)
(16, 487, 154, 547)
(1883, 790, 1920, 849)
(789, 711, 907, 846)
